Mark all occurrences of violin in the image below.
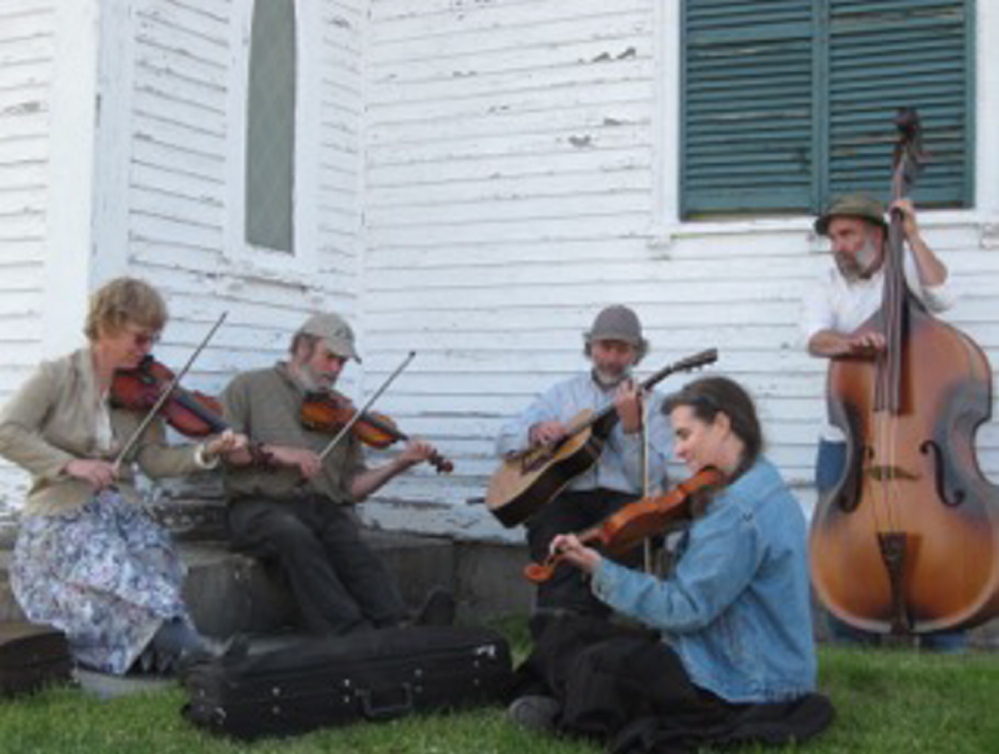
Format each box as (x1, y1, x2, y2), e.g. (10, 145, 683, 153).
(110, 355, 229, 438)
(300, 391, 454, 474)
(523, 467, 725, 583)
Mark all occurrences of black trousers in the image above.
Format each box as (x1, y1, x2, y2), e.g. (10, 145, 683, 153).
(526, 488, 641, 621)
(514, 616, 834, 754)
(228, 496, 407, 635)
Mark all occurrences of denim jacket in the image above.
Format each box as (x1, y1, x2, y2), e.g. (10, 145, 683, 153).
(592, 457, 816, 703)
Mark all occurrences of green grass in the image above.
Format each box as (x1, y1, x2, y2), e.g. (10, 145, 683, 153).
(1, 622, 997, 753)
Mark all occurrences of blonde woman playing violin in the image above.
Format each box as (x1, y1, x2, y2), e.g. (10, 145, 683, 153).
(0, 278, 246, 675)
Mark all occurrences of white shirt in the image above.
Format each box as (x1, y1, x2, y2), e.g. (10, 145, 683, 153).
(801, 256, 955, 441)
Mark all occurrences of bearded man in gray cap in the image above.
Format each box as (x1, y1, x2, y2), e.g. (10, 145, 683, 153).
(220, 313, 452, 636)
(496, 305, 672, 630)
(803, 195, 963, 651)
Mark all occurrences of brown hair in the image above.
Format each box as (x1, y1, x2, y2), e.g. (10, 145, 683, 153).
(84, 277, 167, 342)
(289, 332, 321, 358)
(663, 376, 763, 473)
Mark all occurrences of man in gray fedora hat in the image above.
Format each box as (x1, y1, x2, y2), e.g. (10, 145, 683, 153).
(220, 312, 453, 636)
(496, 305, 672, 632)
(802, 194, 963, 651)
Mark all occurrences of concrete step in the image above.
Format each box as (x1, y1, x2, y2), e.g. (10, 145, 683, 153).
(0, 530, 534, 639)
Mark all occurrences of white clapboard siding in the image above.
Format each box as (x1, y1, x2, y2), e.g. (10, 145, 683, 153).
(2, 0, 998, 537)
(356, 0, 999, 541)
(0, 0, 54, 504)
(120, 0, 365, 365)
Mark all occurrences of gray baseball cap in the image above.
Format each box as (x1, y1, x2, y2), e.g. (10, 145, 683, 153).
(299, 313, 361, 362)
(814, 194, 888, 237)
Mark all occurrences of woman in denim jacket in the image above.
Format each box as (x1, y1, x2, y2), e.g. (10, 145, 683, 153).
(510, 376, 829, 749)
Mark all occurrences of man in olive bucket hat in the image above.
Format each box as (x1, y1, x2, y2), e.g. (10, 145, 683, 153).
(220, 312, 455, 636)
(496, 305, 672, 634)
(802, 194, 962, 651)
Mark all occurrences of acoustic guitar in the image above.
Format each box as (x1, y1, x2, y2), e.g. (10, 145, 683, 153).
(486, 348, 718, 527)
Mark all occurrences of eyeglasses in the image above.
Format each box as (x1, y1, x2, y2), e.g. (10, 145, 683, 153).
(124, 327, 160, 348)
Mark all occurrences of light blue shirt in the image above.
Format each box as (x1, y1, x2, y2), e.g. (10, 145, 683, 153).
(592, 457, 816, 703)
(495, 372, 672, 494)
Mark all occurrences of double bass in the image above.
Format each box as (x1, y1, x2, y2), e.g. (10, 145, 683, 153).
(810, 109, 999, 635)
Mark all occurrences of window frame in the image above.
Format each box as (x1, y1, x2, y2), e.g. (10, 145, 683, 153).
(651, 0, 998, 250)
(224, 0, 320, 276)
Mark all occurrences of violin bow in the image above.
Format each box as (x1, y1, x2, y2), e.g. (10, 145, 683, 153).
(640, 391, 656, 574)
(315, 350, 417, 464)
(111, 311, 228, 477)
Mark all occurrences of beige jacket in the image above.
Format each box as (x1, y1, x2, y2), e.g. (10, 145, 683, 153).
(0, 349, 208, 516)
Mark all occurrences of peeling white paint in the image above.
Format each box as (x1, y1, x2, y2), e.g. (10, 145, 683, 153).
(1, 0, 998, 543)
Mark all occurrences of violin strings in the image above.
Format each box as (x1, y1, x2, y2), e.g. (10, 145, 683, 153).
(868, 358, 893, 536)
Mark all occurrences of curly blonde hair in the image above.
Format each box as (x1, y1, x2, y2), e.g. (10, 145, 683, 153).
(84, 277, 167, 342)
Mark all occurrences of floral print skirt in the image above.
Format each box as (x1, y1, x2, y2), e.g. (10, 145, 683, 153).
(11, 490, 190, 674)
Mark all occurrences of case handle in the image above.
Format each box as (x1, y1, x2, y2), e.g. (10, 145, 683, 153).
(358, 683, 414, 720)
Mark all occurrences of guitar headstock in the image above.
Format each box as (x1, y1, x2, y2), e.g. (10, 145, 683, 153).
(640, 348, 719, 392)
(673, 348, 718, 373)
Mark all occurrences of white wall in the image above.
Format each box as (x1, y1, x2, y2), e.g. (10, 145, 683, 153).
(0, 0, 101, 507)
(358, 0, 999, 541)
(0, 0, 54, 383)
(0, 0, 368, 510)
(1, 0, 997, 540)
(119, 0, 365, 392)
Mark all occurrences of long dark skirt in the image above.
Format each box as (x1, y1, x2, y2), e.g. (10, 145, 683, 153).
(513, 615, 834, 754)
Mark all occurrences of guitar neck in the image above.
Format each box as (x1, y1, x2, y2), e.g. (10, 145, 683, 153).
(576, 348, 718, 435)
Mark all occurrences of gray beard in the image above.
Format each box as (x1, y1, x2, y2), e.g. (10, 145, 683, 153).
(592, 367, 630, 390)
(293, 363, 334, 393)
(835, 238, 880, 281)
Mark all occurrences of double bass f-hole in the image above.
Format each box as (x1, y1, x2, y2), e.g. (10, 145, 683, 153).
(919, 440, 965, 508)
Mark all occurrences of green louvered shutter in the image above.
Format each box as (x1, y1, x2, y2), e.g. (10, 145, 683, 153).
(681, 0, 974, 218)
(827, 0, 974, 208)
(682, 0, 817, 217)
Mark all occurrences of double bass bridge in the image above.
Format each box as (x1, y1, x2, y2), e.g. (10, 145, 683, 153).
(863, 464, 919, 482)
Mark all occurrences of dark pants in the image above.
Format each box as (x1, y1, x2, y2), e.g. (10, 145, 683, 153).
(229, 496, 407, 635)
(526, 488, 641, 624)
(814, 440, 967, 653)
(513, 615, 833, 753)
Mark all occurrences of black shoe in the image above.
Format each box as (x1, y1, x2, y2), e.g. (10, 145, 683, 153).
(216, 633, 251, 660)
(507, 695, 560, 733)
(412, 587, 456, 627)
(175, 646, 215, 678)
